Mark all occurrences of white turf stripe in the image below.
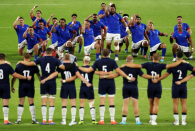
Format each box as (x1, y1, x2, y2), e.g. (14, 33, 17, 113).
(0, 4, 67, 5)
(25, 88, 195, 90)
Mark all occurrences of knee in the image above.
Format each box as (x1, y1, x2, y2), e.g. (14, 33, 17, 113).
(114, 42, 118, 46)
(67, 42, 72, 47)
(172, 44, 178, 50)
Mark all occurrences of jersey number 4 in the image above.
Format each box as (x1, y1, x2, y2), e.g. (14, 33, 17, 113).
(81, 73, 89, 83)
(45, 63, 50, 73)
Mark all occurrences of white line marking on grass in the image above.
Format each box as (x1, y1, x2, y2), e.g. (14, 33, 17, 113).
(30, 88, 195, 90)
(172, 3, 195, 5)
(0, 4, 67, 5)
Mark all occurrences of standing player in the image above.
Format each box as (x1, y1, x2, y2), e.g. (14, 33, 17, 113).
(100, 55, 159, 125)
(170, 24, 194, 61)
(105, 2, 129, 61)
(30, 5, 47, 27)
(81, 20, 101, 60)
(119, 14, 130, 53)
(47, 14, 58, 48)
(152, 51, 195, 125)
(78, 49, 134, 125)
(17, 48, 76, 125)
(23, 27, 43, 60)
(67, 14, 83, 54)
(0, 53, 32, 125)
(129, 15, 150, 58)
(11, 53, 41, 124)
(13, 16, 29, 55)
(32, 19, 52, 53)
(146, 19, 168, 62)
(123, 53, 188, 125)
(175, 72, 195, 85)
(51, 19, 77, 58)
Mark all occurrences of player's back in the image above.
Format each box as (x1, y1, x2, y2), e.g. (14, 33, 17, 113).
(0, 64, 14, 85)
(79, 65, 94, 87)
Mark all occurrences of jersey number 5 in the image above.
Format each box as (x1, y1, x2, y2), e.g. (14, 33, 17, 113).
(103, 65, 107, 72)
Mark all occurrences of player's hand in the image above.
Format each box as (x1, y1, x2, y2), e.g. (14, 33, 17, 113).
(135, 13, 139, 17)
(119, 11, 123, 14)
(175, 81, 181, 85)
(108, 71, 113, 75)
(99, 75, 104, 79)
(27, 27, 30, 32)
(60, 79, 63, 83)
(34, 5, 38, 8)
(154, 74, 159, 79)
(17, 16, 20, 20)
(40, 79, 46, 84)
(109, 2, 113, 5)
(54, 20, 58, 25)
(130, 77, 135, 82)
(11, 87, 15, 93)
(86, 82, 92, 87)
(74, 62, 78, 66)
(164, 33, 168, 37)
(152, 79, 158, 83)
(27, 76, 32, 81)
(16, 61, 21, 65)
(171, 32, 174, 36)
(126, 27, 129, 33)
(190, 49, 194, 53)
(51, 14, 54, 17)
(132, 15, 136, 19)
(182, 60, 189, 64)
(89, 14, 93, 17)
(120, 64, 126, 68)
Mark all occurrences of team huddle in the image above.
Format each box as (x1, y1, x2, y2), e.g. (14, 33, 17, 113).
(0, 2, 195, 126)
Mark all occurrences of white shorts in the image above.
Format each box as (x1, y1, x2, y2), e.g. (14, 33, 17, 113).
(95, 35, 102, 41)
(58, 41, 71, 53)
(72, 36, 80, 47)
(106, 33, 120, 43)
(27, 48, 34, 53)
(150, 43, 161, 52)
(132, 40, 147, 50)
(119, 37, 125, 44)
(38, 44, 42, 50)
(84, 42, 96, 55)
(176, 43, 190, 53)
(18, 40, 27, 49)
(52, 41, 58, 48)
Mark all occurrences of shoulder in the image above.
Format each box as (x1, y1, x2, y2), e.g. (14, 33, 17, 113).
(77, 21, 81, 24)
(67, 22, 71, 25)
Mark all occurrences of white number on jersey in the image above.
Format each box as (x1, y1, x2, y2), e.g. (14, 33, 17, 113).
(64, 71, 71, 79)
(102, 65, 107, 72)
(45, 63, 50, 73)
(0, 69, 4, 79)
(128, 73, 133, 82)
(23, 70, 30, 77)
(151, 71, 157, 77)
(177, 70, 183, 79)
(81, 73, 89, 83)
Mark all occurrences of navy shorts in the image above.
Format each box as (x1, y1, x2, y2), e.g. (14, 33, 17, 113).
(0, 84, 10, 99)
(60, 84, 76, 99)
(147, 85, 162, 99)
(123, 85, 138, 99)
(172, 85, 187, 99)
(79, 86, 94, 99)
(41, 82, 56, 95)
(98, 82, 115, 95)
(19, 85, 34, 98)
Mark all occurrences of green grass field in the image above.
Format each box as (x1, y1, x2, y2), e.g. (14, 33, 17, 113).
(0, 0, 195, 130)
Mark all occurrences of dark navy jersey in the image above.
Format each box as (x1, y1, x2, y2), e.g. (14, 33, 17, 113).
(78, 65, 94, 87)
(167, 63, 194, 87)
(191, 71, 195, 76)
(35, 56, 61, 82)
(120, 67, 144, 86)
(0, 64, 15, 84)
(15, 63, 39, 87)
(141, 62, 166, 86)
(57, 63, 77, 85)
(92, 58, 118, 82)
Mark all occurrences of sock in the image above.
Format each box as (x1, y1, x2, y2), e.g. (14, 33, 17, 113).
(62, 106, 67, 122)
(109, 105, 115, 121)
(144, 47, 148, 55)
(162, 48, 166, 57)
(90, 107, 96, 121)
(115, 54, 118, 57)
(3, 106, 9, 121)
(152, 114, 157, 121)
(125, 48, 128, 51)
(100, 105, 105, 121)
(79, 107, 84, 121)
(71, 106, 76, 122)
(150, 113, 152, 120)
(29, 104, 35, 121)
(182, 113, 187, 122)
(174, 113, 179, 122)
(49, 106, 55, 121)
(141, 48, 144, 52)
(35, 55, 38, 59)
(79, 45, 82, 52)
(96, 53, 100, 59)
(122, 115, 127, 122)
(41, 105, 47, 121)
(17, 105, 24, 121)
(135, 116, 140, 122)
(173, 54, 176, 58)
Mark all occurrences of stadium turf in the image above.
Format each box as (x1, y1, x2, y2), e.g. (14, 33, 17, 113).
(0, 0, 195, 130)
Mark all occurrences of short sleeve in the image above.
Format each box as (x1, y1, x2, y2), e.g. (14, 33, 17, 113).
(56, 67, 61, 73)
(74, 57, 77, 62)
(92, 61, 97, 70)
(174, 25, 177, 32)
(31, 15, 36, 21)
(56, 59, 62, 67)
(138, 69, 144, 76)
(34, 66, 39, 73)
(55, 26, 59, 35)
(187, 64, 194, 71)
(9, 65, 15, 75)
(113, 61, 118, 70)
(56, 54, 59, 59)
(43, 19, 47, 27)
(186, 23, 190, 30)
(100, 22, 105, 28)
(191, 71, 195, 76)
(160, 64, 167, 70)
(118, 14, 123, 21)
(35, 58, 41, 65)
(69, 26, 75, 33)
(15, 25, 19, 31)
(166, 69, 172, 74)
(47, 28, 51, 35)
(67, 22, 71, 26)
(141, 62, 148, 69)
(75, 66, 78, 73)
(172, 32, 176, 39)
(187, 32, 190, 38)
(98, 10, 102, 16)
(15, 65, 19, 73)
(78, 22, 82, 28)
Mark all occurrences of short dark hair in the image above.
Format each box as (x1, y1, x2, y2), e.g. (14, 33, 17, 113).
(123, 14, 129, 17)
(19, 17, 24, 20)
(59, 18, 66, 23)
(177, 51, 183, 59)
(177, 16, 182, 18)
(85, 20, 90, 23)
(0, 53, 5, 60)
(52, 17, 57, 20)
(72, 14, 77, 17)
(110, 4, 116, 9)
(101, 3, 106, 6)
(93, 14, 98, 16)
(36, 10, 42, 14)
(136, 16, 141, 20)
(102, 49, 109, 57)
(24, 53, 31, 59)
(39, 20, 44, 23)
(46, 48, 53, 54)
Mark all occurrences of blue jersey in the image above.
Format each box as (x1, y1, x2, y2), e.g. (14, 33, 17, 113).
(31, 15, 47, 27)
(25, 33, 42, 49)
(120, 21, 128, 38)
(79, 65, 94, 87)
(92, 57, 118, 83)
(14, 24, 29, 43)
(167, 63, 193, 87)
(55, 25, 75, 46)
(0, 64, 15, 84)
(48, 24, 58, 44)
(89, 20, 105, 37)
(130, 23, 146, 43)
(67, 21, 82, 38)
(15, 63, 39, 87)
(83, 28, 95, 46)
(147, 29, 162, 47)
(34, 26, 51, 41)
(174, 23, 190, 32)
(35, 56, 62, 82)
(106, 13, 123, 34)
(98, 9, 107, 26)
(141, 62, 166, 87)
(57, 63, 77, 85)
(173, 30, 190, 47)
(121, 67, 143, 86)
